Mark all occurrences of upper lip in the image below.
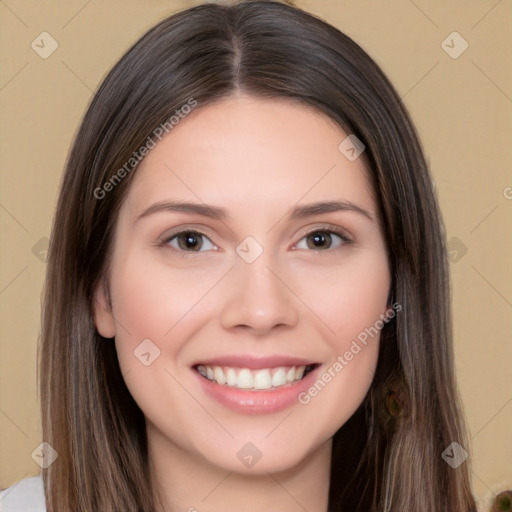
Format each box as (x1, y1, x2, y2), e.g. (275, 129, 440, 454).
(192, 355, 319, 370)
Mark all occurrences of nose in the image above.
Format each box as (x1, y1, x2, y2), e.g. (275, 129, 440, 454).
(219, 254, 299, 336)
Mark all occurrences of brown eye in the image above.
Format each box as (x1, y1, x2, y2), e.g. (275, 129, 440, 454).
(167, 231, 215, 252)
(295, 229, 350, 251)
(306, 231, 332, 250)
(177, 232, 202, 251)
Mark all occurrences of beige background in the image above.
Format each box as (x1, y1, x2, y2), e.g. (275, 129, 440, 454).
(0, 0, 510, 509)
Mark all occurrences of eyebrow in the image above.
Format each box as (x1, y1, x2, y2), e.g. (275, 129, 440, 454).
(134, 199, 374, 224)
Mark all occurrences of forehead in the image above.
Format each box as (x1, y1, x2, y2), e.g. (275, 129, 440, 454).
(122, 95, 375, 221)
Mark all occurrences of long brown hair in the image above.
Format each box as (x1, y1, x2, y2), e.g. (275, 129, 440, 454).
(39, 1, 476, 510)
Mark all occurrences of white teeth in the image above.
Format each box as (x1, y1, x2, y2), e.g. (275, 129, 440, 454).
(226, 368, 237, 387)
(237, 369, 253, 388)
(294, 366, 305, 380)
(253, 369, 272, 390)
(197, 364, 310, 390)
(271, 368, 287, 387)
(213, 366, 226, 385)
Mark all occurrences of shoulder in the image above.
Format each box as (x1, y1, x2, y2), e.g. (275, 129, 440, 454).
(0, 475, 46, 512)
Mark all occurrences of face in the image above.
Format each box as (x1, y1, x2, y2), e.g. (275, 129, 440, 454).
(94, 95, 391, 475)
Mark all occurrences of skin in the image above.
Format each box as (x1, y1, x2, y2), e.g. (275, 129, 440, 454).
(93, 95, 391, 512)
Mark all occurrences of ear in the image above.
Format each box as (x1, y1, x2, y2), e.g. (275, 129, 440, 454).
(92, 278, 117, 338)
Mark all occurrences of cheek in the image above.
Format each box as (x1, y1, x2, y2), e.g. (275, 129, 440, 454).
(109, 250, 220, 349)
(289, 250, 389, 421)
(107, 251, 209, 429)
(292, 250, 390, 346)
(298, 342, 379, 446)
(107, 249, 227, 415)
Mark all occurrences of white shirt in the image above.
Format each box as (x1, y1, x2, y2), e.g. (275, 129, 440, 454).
(0, 475, 46, 512)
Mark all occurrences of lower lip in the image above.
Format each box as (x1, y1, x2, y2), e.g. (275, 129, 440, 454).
(193, 366, 321, 415)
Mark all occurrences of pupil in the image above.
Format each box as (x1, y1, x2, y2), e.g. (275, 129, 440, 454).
(180, 232, 201, 250)
(309, 231, 330, 249)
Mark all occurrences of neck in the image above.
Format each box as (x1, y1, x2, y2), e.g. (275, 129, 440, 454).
(148, 428, 332, 512)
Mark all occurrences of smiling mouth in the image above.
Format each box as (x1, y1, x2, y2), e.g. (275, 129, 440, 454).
(193, 364, 319, 391)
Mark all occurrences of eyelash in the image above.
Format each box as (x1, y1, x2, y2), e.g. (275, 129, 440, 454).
(158, 226, 352, 258)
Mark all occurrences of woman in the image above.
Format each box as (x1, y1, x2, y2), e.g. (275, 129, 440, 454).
(1, 0, 477, 510)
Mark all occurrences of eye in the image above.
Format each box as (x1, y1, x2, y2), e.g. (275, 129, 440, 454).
(295, 229, 350, 251)
(165, 230, 216, 252)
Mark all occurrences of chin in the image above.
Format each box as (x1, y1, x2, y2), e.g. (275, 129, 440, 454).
(201, 433, 328, 476)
